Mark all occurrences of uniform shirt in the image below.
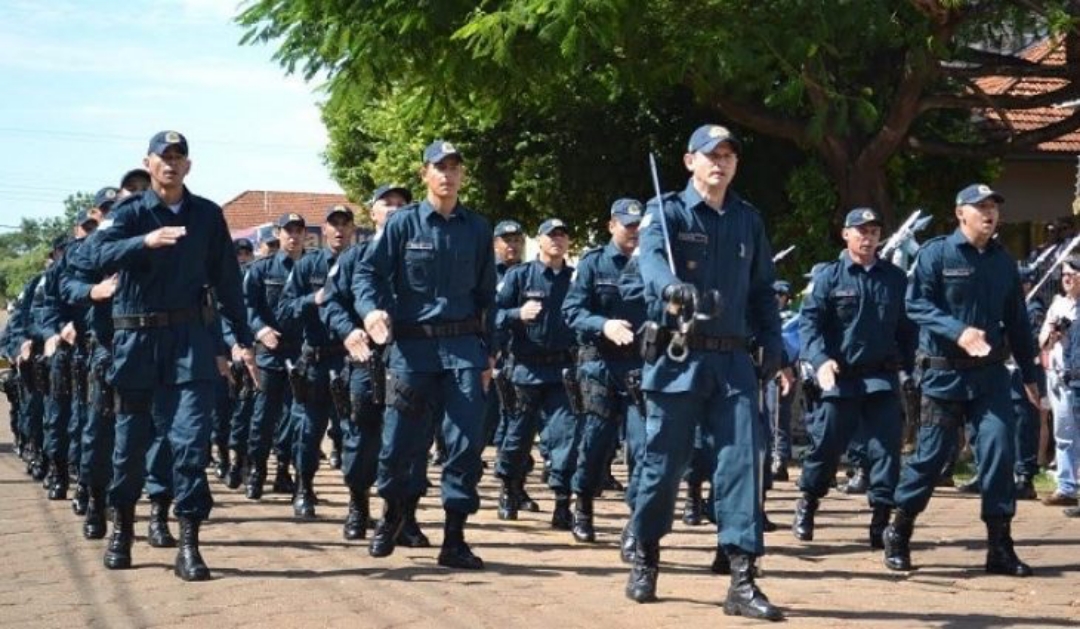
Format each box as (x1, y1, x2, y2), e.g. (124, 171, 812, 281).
(28, 268, 50, 344)
(278, 247, 342, 349)
(798, 251, 916, 398)
(906, 229, 1037, 400)
(38, 241, 83, 340)
(497, 258, 575, 384)
(244, 250, 302, 370)
(60, 229, 114, 345)
(322, 240, 367, 342)
(5, 277, 40, 355)
(90, 187, 252, 388)
(355, 200, 496, 373)
(637, 180, 782, 392)
(562, 241, 647, 352)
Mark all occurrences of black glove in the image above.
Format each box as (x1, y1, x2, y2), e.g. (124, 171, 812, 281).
(662, 282, 696, 307)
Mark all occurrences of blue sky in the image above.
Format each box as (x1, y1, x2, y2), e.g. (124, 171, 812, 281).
(0, 0, 340, 228)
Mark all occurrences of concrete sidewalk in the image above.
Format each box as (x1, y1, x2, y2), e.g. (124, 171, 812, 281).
(1, 402, 1077, 628)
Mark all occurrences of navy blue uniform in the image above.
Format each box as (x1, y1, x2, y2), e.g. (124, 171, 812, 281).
(894, 229, 1038, 521)
(356, 200, 495, 516)
(92, 187, 253, 521)
(633, 181, 782, 556)
(563, 243, 647, 503)
(11, 275, 45, 459)
(37, 244, 77, 492)
(496, 259, 579, 499)
(797, 252, 916, 510)
(244, 251, 302, 489)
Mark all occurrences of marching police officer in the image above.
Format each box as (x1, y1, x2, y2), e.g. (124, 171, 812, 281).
(221, 238, 258, 490)
(356, 141, 496, 569)
(322, 184, 413, 541)
(769, 281, 798, 481)
(791, 208, 916, 549)
(90, 130, 257, 581)
(244, 213, 306, 499)
(562, 199, 648, 544)
(277, 204, 356, 518)
(884, 184, 1038, 577)
(628, 124, 783, 621)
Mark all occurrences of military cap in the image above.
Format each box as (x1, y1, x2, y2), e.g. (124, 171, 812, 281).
(773, 280, 793, 296)
(234, 238, 254, 253)
(119, 168, 151, 190)
(324, 204, 355, 221)
(610, 198, 644, 225)
(276, 213, 306, 229)
(75, 209, 97, 228)
(494, 220, 523, 238)
(369, 184, 412, 206)
(687, 124, 741, 155)
(148, 130, 189, 156)
(422, 140, 462, 165)
(956, 183, 1005, 207)
(844, 207, 883, 228)
(538, 218, 569, 237)
(93, 187, 119, 210)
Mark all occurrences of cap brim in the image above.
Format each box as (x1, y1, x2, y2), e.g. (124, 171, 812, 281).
(613, 214, 642, 226)
(426, 151, 462, 164)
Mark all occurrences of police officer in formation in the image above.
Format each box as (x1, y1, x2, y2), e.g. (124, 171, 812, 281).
(792, 208, 916, 549)
(884, 184, 1038, 577)
(627, 124, 783, 621)
(356, 140, 495, 569)
(562, 198, 648, 545)
(221, 238, 258, 490)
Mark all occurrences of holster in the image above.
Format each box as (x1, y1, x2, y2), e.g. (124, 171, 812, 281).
(638, 321, 664, 364)
(329, 365, 352, 418)
(228, 361, 246, 400)
(0, 369, 20, 407)
(32, 353, 49, 395)
(368, 346, 387, 406)
(91, 360, 115, 419)
(493, 365, 517, 411)
(624, 368, 645, 417)
(72, 351, 89, 406)
(286, 355, 310, 405)
(51, 343, 73, 399)
(199, 285, 217, 326)
(561, 366, 585, 415)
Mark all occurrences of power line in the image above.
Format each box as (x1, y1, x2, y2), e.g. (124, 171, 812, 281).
(0, 127, 324, 153)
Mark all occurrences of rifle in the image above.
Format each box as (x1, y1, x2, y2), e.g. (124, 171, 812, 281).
(1027, 233, 1080, 302)
(879, 209, 931, 262)
(772, 245, 796, 264)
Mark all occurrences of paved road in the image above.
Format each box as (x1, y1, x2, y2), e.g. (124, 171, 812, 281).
(1, 400, 1077, 628)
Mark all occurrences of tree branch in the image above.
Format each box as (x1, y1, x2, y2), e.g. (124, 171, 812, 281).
(711, 95, 811, 146)
(908, 105, 1080, 157)
(921, 82, 1080, 111)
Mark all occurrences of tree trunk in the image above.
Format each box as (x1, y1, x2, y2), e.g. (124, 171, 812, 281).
(820, 146, 896, 229)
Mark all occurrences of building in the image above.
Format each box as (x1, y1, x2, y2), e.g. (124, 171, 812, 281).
(221, 190, 367, 249)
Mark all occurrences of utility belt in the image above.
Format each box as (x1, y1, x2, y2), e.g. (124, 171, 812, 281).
(838, 359, 902, 379)
(513, 349, 576, 367)
(578, 341, 639, 363)
(303, 343, 347, 363)
(113, 307, 201, 330)
(255, 339, 301, 356)
(917, 349, 1008, 372)
(394, 317, 482, 340)
(671, 332, 749, 353)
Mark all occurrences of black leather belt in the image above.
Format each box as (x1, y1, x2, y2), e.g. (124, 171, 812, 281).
(305, 344, 347, 362)
(113, 308, 200, 330)
(839, 360, 902, 378)
(395, 318, 482, 340)
(255, 339, 300, 355)
(919, 349, 1008, 371)
(684, 334, 748, 353)
(579, 342, 638, 363)
(513, 349, 576, 367)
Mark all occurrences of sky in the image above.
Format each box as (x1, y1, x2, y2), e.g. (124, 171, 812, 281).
(0, 0, 341, 229)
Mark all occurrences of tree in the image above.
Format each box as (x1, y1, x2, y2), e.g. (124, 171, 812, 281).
(237, 0, 1079, 250)
(0, 191, 91, 301)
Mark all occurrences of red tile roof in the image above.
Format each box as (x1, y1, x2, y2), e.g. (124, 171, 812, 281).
(975, 38, 1080, 153)
(222, 190, 358, 231)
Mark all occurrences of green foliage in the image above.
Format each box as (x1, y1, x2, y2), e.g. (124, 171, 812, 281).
(0, 191, 92, 301)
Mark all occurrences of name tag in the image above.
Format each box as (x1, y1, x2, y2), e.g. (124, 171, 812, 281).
(677, 232, 708, 244)
(831, 288, 857, 298)
(406, 240, 434, 251)
(524, 290, 547, 300)
(942, 267, 973, 278)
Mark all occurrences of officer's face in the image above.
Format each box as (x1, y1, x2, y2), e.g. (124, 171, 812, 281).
(539, 229, 569, 258)
(371, 192, 409, 228)
(236, 249, 254, 265)
(609, 219, 640, 253)
(121, 174, 151, 196)
(775, 293, 790, 309)
(88, 206, 110, 223)
(842, 223, 882, 258)
(955, 199, 1000, 244)
(323, 214, 355, 251)
(281, 223, 305, 255)
(423, 157, 464, 200)
(684, 143, 738, 190)
(495, 233, 525, 264)
(143, 146, 190, 191)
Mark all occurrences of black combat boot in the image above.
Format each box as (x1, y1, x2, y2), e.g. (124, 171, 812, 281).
(770, 457, 789, 482)
(147, 498, 178, 548)
(497, 478, 518, 521)
(214, 444, 229, 480)
(329, 436, 342, 470)
(369, 500, 406, 558)
(103, 504, 135, 570)
(174, 517, 211, 581)
(438, 510, 484, 570)
(245, 462, 265, 500)
(625, 540, 660, 603)
(792, 494, 818, 541)
(710, 544, 731, 575)
(882, 509, 916, 571)
(551, 493, 573, 530)
(842, 468, 868, 495)
(225, 450, 244, 490)
(869, 504, 892, 550)
(271, 457, 295, 494)
(1014, 476, 1038, 501)
(397, 496, 431, 548)
(292, 477, 317, 520)
(516, 478, 540, 512)
(71, 482, 88, 515)
(48, 460, 69, 500)
(83, 488, 107, 540)
(343, 489, 369, 540)
(723, 552, 783, 621)
(571, 494, 595, 543)
(682, 481, 703, 526)
(985, 517, 1033, 577)
(32, 454, 49, 483)
(620, 522, 638, 564)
